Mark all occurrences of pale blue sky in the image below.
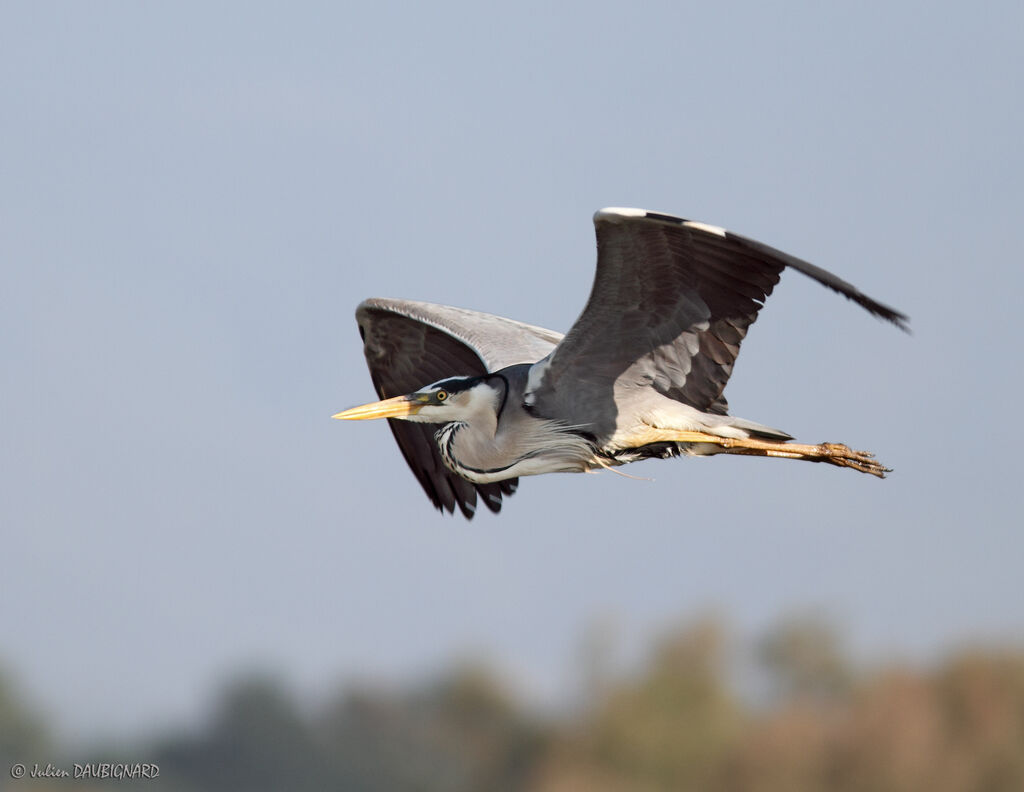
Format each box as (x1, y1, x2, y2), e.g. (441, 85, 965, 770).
(2, 2, 1022, 742)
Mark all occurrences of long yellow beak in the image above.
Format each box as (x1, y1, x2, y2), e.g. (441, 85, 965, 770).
(332, 394, 422, 421)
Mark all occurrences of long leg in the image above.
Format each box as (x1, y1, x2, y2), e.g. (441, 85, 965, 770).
(633, 428, 891, 478)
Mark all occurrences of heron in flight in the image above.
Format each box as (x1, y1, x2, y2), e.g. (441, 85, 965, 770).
(334, 208, 907, 518)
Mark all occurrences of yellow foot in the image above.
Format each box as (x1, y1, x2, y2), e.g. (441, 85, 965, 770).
(788, 442, 890, 478)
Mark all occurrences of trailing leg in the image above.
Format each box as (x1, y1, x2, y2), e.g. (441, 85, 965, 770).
(629, 428, 890, 478)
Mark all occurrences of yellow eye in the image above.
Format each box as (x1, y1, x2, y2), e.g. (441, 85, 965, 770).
(436, 390, 448, 402)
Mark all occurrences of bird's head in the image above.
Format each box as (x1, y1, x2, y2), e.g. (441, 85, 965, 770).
(333, 375, 506, 424)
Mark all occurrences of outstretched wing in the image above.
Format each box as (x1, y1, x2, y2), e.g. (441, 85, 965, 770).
(527, 208, 908, 440)
(355, 298, 563, 518)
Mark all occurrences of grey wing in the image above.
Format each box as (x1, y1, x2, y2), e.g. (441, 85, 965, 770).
(356, 298, 562, 518)
(527, 208, 908, 441)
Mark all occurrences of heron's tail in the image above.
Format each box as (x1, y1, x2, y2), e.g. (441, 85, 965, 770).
(715, 415, 793, 442)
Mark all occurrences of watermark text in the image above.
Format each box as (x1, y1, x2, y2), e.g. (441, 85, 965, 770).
(10, 762, 160, 781)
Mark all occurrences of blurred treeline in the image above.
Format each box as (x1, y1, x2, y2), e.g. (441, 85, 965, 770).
(3, 616, 1024, 792)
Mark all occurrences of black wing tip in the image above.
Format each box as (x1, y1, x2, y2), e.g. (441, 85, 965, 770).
(467, 481, 515, 517)
(427, 483, 516, 520)
(595, 207, 911, 333)
(868, 301, 911, 333)
(428, 492, 478, 520)
(798, 268, 910, 333)
(481, 492, 503, 515)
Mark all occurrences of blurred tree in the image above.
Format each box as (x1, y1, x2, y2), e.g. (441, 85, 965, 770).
(827, 667, 947, 792)
(318, 661, 547, 792)
(757, 615, 853, 706)
(729, 646, 1024, 792)
(0, 666, 50, 775)
(420, 662, 548, 790)
(155, 673, 330, 792)
(934, 651, 1024, 790)
(538, 619, 742, 792)
(10, 618, 1024, 792)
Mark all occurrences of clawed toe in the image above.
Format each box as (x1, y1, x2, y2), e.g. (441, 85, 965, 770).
(818, 443, 890, 478)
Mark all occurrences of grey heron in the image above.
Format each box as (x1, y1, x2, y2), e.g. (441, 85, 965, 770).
(334, 208, 907, 518)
